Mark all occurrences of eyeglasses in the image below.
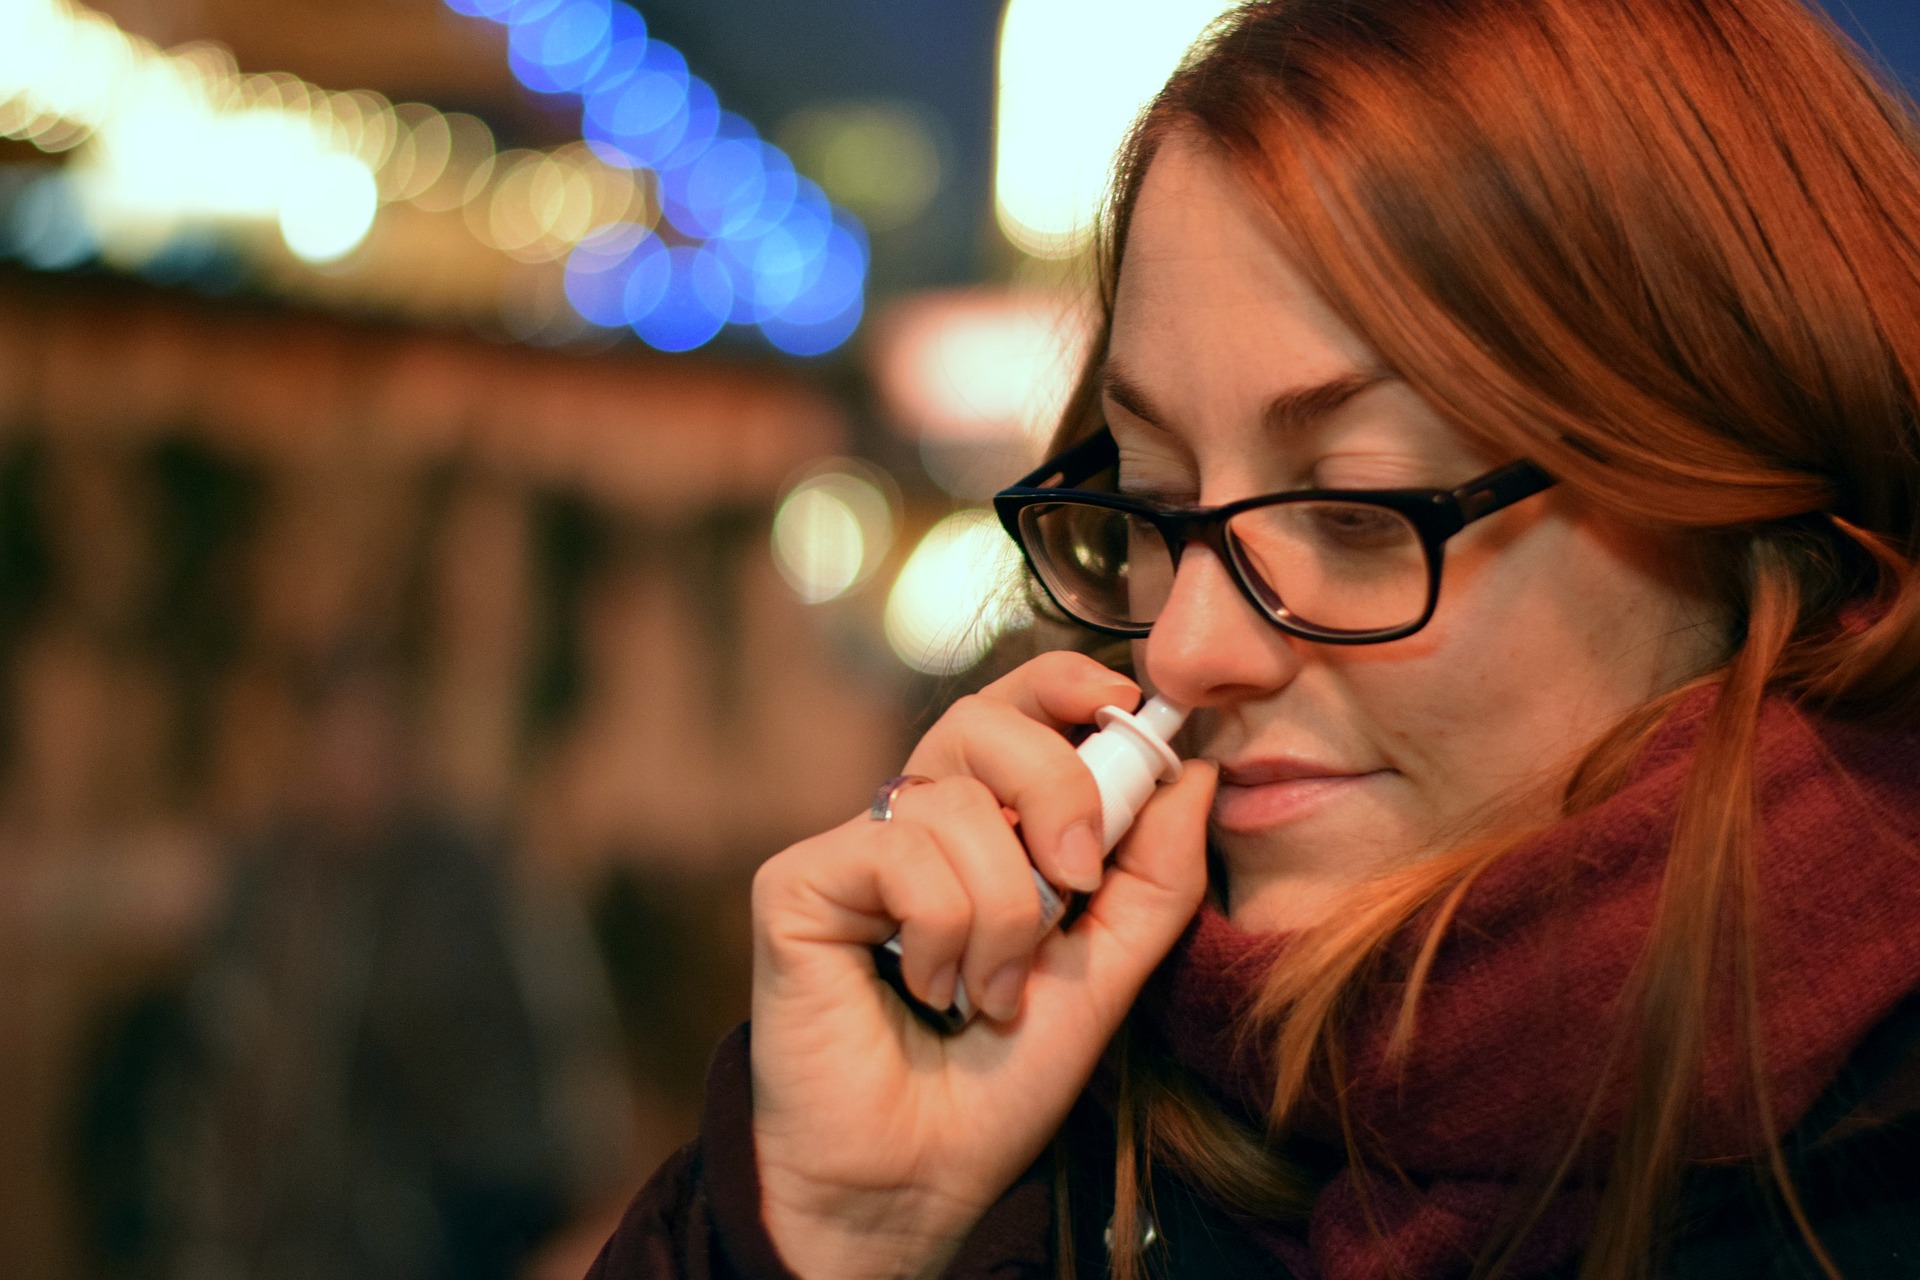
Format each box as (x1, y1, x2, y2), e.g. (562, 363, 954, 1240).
(993, 427, 1556, 644)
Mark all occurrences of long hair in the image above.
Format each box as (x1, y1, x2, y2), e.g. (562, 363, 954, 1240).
(1054, 2, 1920, 1276)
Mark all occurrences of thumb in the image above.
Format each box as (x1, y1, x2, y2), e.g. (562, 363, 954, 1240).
(1054, 759, 1217, 1021)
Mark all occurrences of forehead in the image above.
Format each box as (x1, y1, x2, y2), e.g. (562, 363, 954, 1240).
(1109, 137, 1381, 392)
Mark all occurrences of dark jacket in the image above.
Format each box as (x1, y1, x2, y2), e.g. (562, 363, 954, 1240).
(587, 995, 1920, 1279)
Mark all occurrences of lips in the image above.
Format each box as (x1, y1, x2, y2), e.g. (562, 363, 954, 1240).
(1211, 756, 1381, 831)
(1216, 757, 1356, 787)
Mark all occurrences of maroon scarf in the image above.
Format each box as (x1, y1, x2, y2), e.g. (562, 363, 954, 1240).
(1141, 695, 1920, 1279)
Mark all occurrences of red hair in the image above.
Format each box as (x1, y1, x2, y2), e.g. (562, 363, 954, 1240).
(1052, 1, 1920, 1275)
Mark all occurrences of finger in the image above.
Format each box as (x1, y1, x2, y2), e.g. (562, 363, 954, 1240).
(880, 827, 978, 1011)
(1059, 759, 1217, 1022)
(1103, 757, 1218, 905)
(754, 818, 972, 1011)
(895, 777, 1049, 1023)
(905, 695, 1107, 895)
(976, 650, 1139, 732)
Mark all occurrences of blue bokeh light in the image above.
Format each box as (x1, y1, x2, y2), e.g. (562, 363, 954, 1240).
(445, 0, 867, 354)
(630, 245, 732, 352)
(658, 77, 721, 171)
(761, 294, 864, 358)
(619, 233, 674, 324)
(582, 41, 689, 170)
(563, 222, 651, 326)
(508, 0, 615, 94)
(661, 134, 766, 239)
(732, 143, 797, 240)
(578, 6, 648, 91)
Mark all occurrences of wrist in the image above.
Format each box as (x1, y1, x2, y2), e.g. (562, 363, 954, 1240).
(759, 1176, 969, 1280)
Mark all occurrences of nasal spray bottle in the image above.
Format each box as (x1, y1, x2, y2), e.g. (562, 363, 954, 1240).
(873, 695, 1190, 1033)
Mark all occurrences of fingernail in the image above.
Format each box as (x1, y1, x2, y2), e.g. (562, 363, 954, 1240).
(927, 962, 957, 1011)
(1056, 820, 1104, 893)
(983, 962, 1027, 1022)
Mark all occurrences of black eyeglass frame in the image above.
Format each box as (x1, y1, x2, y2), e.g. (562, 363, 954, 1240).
(993, 427, 1557, 644)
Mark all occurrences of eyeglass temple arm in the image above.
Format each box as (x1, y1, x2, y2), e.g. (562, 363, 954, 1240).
(1010, 427, 1117, 490)
(1453, 459, 1555, 523)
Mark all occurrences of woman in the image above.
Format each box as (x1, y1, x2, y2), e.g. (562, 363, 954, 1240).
(594, 0, 1920, 1275)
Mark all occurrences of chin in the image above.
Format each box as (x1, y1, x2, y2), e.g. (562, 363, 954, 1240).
(1211, 784, 1425, 913)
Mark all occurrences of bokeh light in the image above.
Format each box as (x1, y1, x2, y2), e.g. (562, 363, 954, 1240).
(627, 243, 731, 352)
(0, 0, 862, 353)
(780, 102, 941, 233)
(884, 511, 1030, 675)
(771, 465, 899, 605)
(10, 173, 95, 269)
(279, 152, 379, 262)
(996, 0, 1238, 257)
(873, 287, 1095, 497)
(445, 0, 870, 354)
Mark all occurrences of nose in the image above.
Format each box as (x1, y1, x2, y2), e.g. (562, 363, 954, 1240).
(1138, 542, 1302, 709)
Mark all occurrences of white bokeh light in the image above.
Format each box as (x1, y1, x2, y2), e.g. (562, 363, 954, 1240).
(884, 510, 1030, 676)
(995, 0, 1238, 257)
(279, 152, 379, 262)
(0, 0, 656, 304)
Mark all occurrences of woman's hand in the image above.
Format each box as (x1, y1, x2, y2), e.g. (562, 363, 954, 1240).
(749, 651, 1217, 1279)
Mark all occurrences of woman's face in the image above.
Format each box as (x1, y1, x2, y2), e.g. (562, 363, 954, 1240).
(1113, 139, 1724, 931)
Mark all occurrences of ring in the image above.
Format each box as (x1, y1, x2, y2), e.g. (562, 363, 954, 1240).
(869, 774, 934, 822)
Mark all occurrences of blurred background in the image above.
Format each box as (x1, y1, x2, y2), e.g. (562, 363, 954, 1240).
(0, 1, 1911, 1277)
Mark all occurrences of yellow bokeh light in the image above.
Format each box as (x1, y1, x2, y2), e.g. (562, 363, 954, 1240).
(995, 0, 1238, 258)
(483, 151, 545, 253)
(774, 489, 866, 604)
(884, 510, 1030, 675)
(772, 466, 898, 604)
(781, 102, 941, 233)
(386, 105, 451, 202)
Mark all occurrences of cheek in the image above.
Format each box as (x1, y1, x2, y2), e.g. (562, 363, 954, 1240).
(1343, 521, 1678, 819)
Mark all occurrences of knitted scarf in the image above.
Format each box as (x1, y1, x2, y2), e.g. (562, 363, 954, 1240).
(1141, 695, 1920, 1279)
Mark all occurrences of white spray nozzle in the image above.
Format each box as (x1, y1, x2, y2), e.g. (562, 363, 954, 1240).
(1128, 695, 1189, 756)
(1077, 694, 1190, 852)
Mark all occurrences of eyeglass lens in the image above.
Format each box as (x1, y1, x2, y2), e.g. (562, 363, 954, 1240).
(1017, 500, 1430, 634)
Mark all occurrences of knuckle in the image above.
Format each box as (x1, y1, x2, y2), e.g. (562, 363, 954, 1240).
(886, 821, 941, 870)
(897, 775, 996, 827)
(992, 885, 1045, 940)
(906, 877, 971, 941)
(1019, 749, 1099, 816)
(890, 828, 960, 903)
(1035, 649, 1098, 681)
(965, 862, 1042, 939)
(1044, 648, 1124, 690)
(943, 692, 998, 731)
(938, 774, 1001, 817)
(750, 847, 797, 907)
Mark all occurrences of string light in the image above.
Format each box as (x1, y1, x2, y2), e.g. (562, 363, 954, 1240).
(0, 0, 650, 292)
(453, 0, 868, 354)
(0, 0, 867, 354)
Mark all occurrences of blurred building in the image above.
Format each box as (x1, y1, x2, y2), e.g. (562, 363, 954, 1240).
(0, 267, 918, 1277)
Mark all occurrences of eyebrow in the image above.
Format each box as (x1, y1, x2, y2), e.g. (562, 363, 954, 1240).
(1098, 360, 1395, 435)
